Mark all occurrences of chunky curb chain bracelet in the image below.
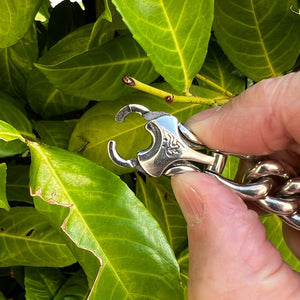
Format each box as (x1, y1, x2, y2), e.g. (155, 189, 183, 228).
(108, 104, 300, 230)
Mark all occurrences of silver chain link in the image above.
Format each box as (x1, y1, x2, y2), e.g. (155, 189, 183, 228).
(243, 160, 300, 230)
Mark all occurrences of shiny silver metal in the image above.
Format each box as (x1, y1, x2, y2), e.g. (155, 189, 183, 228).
(108, 104, 300, 230)
(108, 104, 227, 177)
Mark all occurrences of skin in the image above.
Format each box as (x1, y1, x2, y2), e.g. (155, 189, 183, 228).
(171, 72, 300, 299)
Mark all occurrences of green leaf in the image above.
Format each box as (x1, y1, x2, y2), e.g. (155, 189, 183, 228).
(221, 155, 240, 181)
(261, 214, 300, 272)
(95, 0, 112, 21)
(177, 248, 189, 300)
(214, 0, 300, 81)
(198, 41, 245, 95)
(68, 89, 207, 174)
(39, 23, 94, 65)
(47, 0, 87, 48)
(36, 0, 52, 23)
(0, 24, 38, 98)
(0, 94, 33, 139)
(6, 164, 33, 204)
(136, 175, 187, 256)
(112, 0, 214, 93)
(0, 93, 33, 156)
(34, 120, 78, 149)
(0, 291, 5, 300)
(27, 24, 93, 118)
(0, 121, 25, 144)
(0, 0, 42, 48)
(35, 35, 158, 100)
(0, 164, 9, 211)
(29, 142, 184, 299)
(54, 269, 89, 300)
(24, 267, 65, 300)
(88, 3, 126, 49)
(0, 207, 76, 267)
(26, 68, 89, 119)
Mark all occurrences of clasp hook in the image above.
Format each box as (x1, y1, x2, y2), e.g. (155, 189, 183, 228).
(108, 104, 227, 177)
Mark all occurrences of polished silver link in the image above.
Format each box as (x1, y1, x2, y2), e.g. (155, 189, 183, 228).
(242, 161, 300, 230)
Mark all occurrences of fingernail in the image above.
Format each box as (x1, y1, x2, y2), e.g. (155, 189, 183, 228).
(185, 107, 218, 128)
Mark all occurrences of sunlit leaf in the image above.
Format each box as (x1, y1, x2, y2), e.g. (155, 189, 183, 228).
(24, 267, 65, 299)
(261, 214, 300, 272)
(29, 142, 184, 299)
(0, 164, 9, 211)
(35, 35, 158, 100)
(69, 88, 206, 174)
(54, 269, 89, 300)
(112, 0, 214, 93)
(0, 24, 38, 98)
(136, 175, 187, 256)
(0, 0, 42, 48)
(214, 0, 300, 81)
(0, 207, 76, 267)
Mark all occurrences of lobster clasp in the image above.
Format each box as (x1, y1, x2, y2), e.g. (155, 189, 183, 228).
(108, 104, 227, 177)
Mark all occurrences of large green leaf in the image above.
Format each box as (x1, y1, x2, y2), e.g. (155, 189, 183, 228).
(214, 0, 300, 81)
(0, 207, 76, 267)
(112, 0, 214, 94)
(198, 41, 245, 95)
(68, 88, 207, 174)
(261, 214, 300, 272)
(24, 267, 65, 300)
(0, 164, 9, 211)
(0, 0, 42, 48)
(35, 35, 158, 100)
(54, 269, 89, 300)
(27, 24, 93, 118)
(33, 120, 78, 149)
(136, 175, 187, 256)
(0, 24, 38, 98)
(29, 142, 184, 299)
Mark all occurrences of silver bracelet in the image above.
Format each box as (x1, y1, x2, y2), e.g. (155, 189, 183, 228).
(108, 104, 300, 230)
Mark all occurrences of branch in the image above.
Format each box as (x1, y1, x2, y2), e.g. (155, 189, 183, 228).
(122, 76, 230, 106)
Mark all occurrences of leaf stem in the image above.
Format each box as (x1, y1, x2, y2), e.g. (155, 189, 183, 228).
(122, 76, 230, 106)
(196, 74, 235, 98)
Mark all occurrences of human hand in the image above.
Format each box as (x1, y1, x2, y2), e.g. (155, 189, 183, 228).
(171, 72, 300, 299)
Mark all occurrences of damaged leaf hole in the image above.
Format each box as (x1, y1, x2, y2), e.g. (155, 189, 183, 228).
(25, 229, 34, 237)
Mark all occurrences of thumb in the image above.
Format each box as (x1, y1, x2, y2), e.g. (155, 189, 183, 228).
(171, 172, 300, 299)
(186, 72, 300, 155)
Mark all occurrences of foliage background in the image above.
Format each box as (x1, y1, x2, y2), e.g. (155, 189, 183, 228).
(0, 0, 299, 299)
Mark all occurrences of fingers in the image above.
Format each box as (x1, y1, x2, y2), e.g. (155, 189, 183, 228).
(187, 72, 300, 155)
(171, 172, 300, 299)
